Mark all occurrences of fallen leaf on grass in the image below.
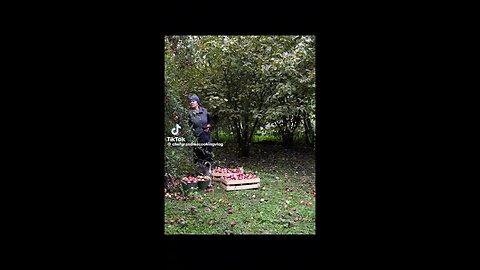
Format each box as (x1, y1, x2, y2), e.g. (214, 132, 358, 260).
(175, 218, 185, 224)
(291, 207, 297, 211)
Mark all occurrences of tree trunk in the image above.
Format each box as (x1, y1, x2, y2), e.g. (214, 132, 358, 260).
(305, 113, 314, 146)
(283, 132, 294, 148)
(237, 120, 251, 157)
(234, 121, 242, 149)
(239, 142, 250, 157)
(303, 112, 312, 145)
(280, 114, 301, 148)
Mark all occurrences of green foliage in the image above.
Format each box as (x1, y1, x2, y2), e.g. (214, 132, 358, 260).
(165, 35, 316, 156)
(252, 134, 280, 143)
(216, 131, 235, 143)
(164, 82, 198, 191)
(166, 36, 315, 155)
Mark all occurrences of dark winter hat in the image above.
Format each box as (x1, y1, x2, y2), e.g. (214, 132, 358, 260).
(189, 95, 201, 105)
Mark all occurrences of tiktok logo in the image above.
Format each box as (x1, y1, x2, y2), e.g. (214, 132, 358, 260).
(171, 123, 181, 136)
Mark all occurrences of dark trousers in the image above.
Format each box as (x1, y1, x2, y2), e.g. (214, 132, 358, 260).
(194, 132, 212, 164)
(194, 146, 212, 164)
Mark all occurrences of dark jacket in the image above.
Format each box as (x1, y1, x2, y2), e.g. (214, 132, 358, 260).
(189, 107, 211, 142)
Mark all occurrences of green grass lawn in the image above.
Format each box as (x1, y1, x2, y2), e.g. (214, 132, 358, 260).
(164, 143, 316, 235)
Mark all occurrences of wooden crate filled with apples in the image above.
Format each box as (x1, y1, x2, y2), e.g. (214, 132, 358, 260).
(212, 167, 243, 180)
(212, 167, 260, 191)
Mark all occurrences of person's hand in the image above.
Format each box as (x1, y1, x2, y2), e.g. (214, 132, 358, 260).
(203, 124, 211, 133)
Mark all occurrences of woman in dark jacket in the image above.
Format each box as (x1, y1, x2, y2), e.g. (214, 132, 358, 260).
(188, 94, 213, 164)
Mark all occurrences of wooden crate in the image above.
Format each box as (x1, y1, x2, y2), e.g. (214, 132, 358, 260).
(218, 177, 261, 191)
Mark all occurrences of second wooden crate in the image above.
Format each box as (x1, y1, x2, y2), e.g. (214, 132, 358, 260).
(218, 177, 260, 191)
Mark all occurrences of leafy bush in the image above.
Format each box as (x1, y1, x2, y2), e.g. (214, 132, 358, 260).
(164, 82, 197, 192)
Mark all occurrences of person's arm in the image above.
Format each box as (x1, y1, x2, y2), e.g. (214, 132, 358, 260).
(206, 112, 212, 131)
(202, 110, 211, 133)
